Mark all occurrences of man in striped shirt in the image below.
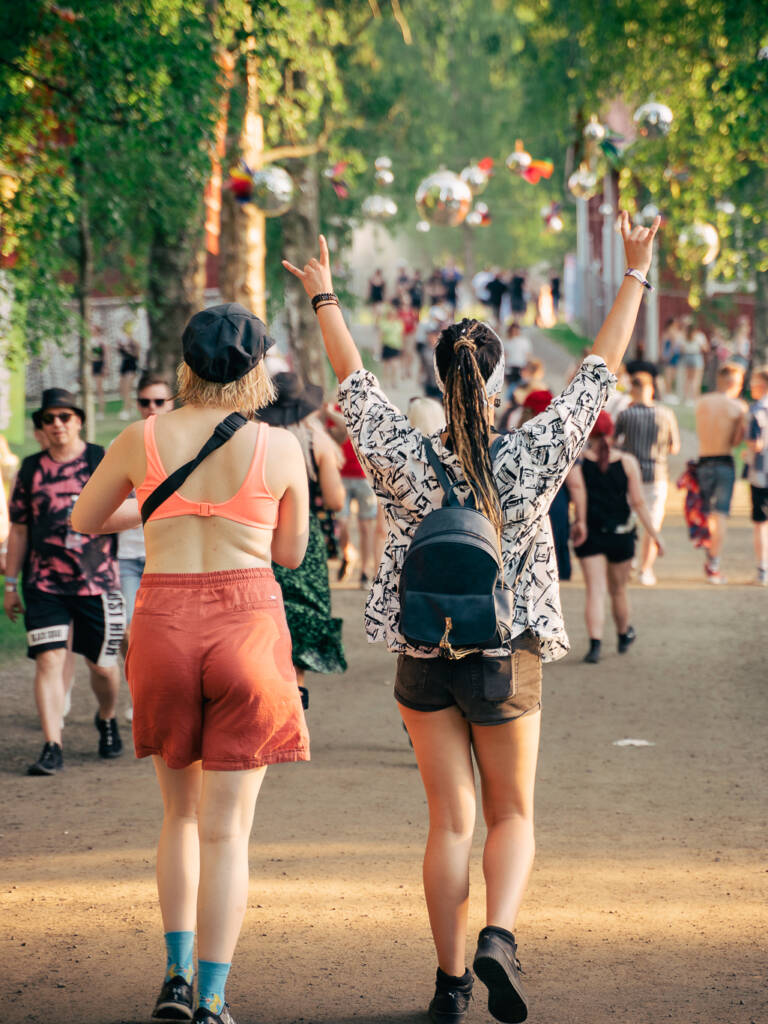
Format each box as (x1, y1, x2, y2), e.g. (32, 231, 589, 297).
(615, 361, 680, 585)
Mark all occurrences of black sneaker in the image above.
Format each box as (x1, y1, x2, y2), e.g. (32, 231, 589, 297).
(191, 1006, 236, 1024)
(299, 685, 309, 710)
(617, 626, 637, 654)
(95, 715, 123, 758)
(27, 741, 63, 776)
(583, 639, 601, 664)
(152, 976, 194, 1020)
(473, 926, 528, 1023)
(428, 968, 473, 1023)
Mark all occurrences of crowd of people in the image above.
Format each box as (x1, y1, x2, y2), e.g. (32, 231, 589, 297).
(1, 213, 767, 1024)
(660, 312, 753, 404)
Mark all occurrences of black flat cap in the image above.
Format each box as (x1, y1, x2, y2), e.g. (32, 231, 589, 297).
(182, 303, 275, 383)
(626, 359, 659, 378)
(256, 373, 323, 427)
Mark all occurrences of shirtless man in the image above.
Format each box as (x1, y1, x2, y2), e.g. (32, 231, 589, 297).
(695, 363, 747, 583)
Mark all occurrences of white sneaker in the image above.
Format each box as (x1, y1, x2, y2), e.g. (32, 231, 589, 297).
(755, 568, 768, 587)
(125, 705, 134, 723)
(637, 569, 657, 586)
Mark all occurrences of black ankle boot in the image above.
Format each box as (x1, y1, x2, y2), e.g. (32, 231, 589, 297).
(618, 626, 636, 653)
(428, 967, 473, 1023)
(583, 638, 601, 664)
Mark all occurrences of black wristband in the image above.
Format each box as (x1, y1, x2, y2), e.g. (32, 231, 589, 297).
(311, 291, 338, 311)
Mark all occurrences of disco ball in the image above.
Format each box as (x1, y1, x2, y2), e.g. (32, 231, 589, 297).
(505, 148, 532, 174)
(415, 220, 431, 233)
(474, 202, 489, 217)
(465, 210, 483, 227)
(374, 156, 392, 171)
(639, 203, 660, 224)
(250, 166, 294, 217)
(548, 215, 564, 233)
(374, 168, 394, 187)
(361, 195, 398, 221)
(678, 222, 720, 266)
(459, 164, 489, 196)
(598, 202, 614, 217)
(633, 101, 673, 139)
(715, 199, 736, 216)
(415, 170, 472, 227)
(567, 165, 599, 201)
(583, 116, 606, 142)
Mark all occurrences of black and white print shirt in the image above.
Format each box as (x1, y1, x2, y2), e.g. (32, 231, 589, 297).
(338, 355, 615, 663)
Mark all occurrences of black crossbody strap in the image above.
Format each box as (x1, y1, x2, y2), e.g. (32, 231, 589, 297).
(140, 412, 249, 525)
(422, 437, 462, 507)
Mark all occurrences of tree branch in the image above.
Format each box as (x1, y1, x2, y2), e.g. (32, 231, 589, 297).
(261, 141, 324, 163)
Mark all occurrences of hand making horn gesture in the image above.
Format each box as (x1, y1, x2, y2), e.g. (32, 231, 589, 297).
(282, 235, 335, 299)
(618, 209, 661, 277)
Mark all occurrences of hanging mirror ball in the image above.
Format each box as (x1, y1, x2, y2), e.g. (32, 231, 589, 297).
(640, 203, 660, 223)
(505, 149, 532, 174)
(374, 156, 392, 171)
(567, 165, 599, 200)
(459, 164, 489, 196)
(374, 168, 395, 187)
(465, 210, 483, 227)
(548, 215, 564, 233)
(415, 170, 473, 227)
(250, 166, 294, 217)
(474, 202, 489, 217)
(415, 220, 431, 233)
(715, 199, 736, 215)
(633, 101, 673, 139)
(361, 195, 398, 221)
(598, 202, 614, 217)
(583, 117, 606, 142)
(679, 222, 720, 266)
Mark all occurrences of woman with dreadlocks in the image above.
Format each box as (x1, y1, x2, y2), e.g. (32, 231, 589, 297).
(284, 213, 659, 1024)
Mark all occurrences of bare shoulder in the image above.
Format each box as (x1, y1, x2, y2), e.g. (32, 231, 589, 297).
(619, 450, 640, 475)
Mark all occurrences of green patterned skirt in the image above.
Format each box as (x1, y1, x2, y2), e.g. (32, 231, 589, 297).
(273, 513, 347, 674)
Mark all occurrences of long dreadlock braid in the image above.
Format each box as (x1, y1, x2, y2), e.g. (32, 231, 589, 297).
(435, 318, 504, 546)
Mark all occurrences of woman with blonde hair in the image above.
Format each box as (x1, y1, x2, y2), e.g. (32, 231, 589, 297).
(73, 304, 310, 1024)
(284, 213, 660, 1023)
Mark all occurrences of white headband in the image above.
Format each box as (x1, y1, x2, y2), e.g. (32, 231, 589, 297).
(433, 322, 505, 399)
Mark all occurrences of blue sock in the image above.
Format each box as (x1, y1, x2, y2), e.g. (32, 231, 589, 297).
(198, 960, 231, 1014)
(164, 930, 194, 984)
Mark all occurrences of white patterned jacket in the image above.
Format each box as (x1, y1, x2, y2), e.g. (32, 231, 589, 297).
(338, 354, 614, 662)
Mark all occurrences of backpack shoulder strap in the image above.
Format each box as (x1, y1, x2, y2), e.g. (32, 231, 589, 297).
(422, 437, 462, 507)
(140, 412, 249, 525)
(17, 451, 44, 495)
(84, 443, 105, 474)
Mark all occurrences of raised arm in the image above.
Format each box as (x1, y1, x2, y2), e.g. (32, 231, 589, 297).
(283, 235, 364, 383)
(591, 211, 661, 374)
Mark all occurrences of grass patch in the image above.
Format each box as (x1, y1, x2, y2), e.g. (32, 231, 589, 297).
(539, 324, 593, 358)
(0, 612, 27, 659)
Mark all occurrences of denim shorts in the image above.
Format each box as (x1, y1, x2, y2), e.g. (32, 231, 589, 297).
(119, 556, 146, 624)
(698, 457, 735, 516)
(394, 630, 542, 725)
(342, 476, 378, 520)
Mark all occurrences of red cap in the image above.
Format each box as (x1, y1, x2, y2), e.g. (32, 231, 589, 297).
(590, 410, 614, 438)
(522, 389, 553, 416)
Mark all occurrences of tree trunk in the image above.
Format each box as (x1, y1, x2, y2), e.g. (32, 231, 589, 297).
(754, 267, 767, 363)
(218, 47, 266, 319)
(73, 160, 94, 442)
(281, 155, 325, 387)
(146, 217, 207, 378)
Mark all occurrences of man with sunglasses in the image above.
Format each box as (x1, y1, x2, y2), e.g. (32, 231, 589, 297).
(4, 388, 125, 775)
(615, 361, 680, 586)
(116, 374, 174, 721)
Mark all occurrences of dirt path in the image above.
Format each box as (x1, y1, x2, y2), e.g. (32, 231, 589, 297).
(2, 353, 766, 1024)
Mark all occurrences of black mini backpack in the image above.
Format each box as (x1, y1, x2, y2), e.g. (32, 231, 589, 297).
(399, 436, 531, 659)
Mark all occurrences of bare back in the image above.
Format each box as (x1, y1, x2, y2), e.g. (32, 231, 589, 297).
(124, 405, 307, 573)
(695, 392, 747, 457)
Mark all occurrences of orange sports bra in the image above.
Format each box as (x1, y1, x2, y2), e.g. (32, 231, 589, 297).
(136, 415, 279, 529)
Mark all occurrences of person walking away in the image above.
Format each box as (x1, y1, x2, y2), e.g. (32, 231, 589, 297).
(397, 291, 420, 383)
(745, 365, 768, 585)
(730, 315, 752, 371)
(367, 269, 386, 322)
(550, 275, 561, 316)
(575, 411, 664, 664)
(410, 269, 424, 312)
(117, 374, 174, 721)
(283, 212, 660, 1023)
(258, 373, 347, 709)
(615, 361, 680, 586)
(660, 316, 682, 401)
(91, 319, 109, 418)
(4, 389, 125, 775)
(503, 322, 532, 388)
(485, 269, 506, 329)
(71, 303, 310, 1024)
(679, 322, 707, 405)
(118, 320, 141, 420)
(378, 304, 405, 390)
(694, 363, 747, 583)
(325, 403, 379, 586)
(441, 259, 463, 317)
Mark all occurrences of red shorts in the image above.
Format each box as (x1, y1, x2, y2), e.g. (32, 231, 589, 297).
(126, 568, 309, 771)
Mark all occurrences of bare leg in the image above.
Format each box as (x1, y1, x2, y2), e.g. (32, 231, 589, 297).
(398, 704, 475, 977)
(374, 505, 387, 570)
(707, 512, 726, 561)
(755, 521, 768, 567)
(579, 554, 608, 639)
(358, 516, 376, 577)
(34, 647, 68, 744)
(607, 559, 633, 634)
(153, 758, 204, 932)
(471, 710, 541, 929)
(197, 767, 266, 963)
(86, 660, 120, 719)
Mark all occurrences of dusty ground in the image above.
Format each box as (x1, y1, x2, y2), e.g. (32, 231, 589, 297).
(2, 338, 766, 1023)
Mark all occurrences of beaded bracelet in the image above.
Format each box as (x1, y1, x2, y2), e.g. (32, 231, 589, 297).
(314, 301, 340, 313)
(311, 291, 339, 311)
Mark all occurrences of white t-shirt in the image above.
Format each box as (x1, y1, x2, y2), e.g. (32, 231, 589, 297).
(504, 334, 533, 369)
